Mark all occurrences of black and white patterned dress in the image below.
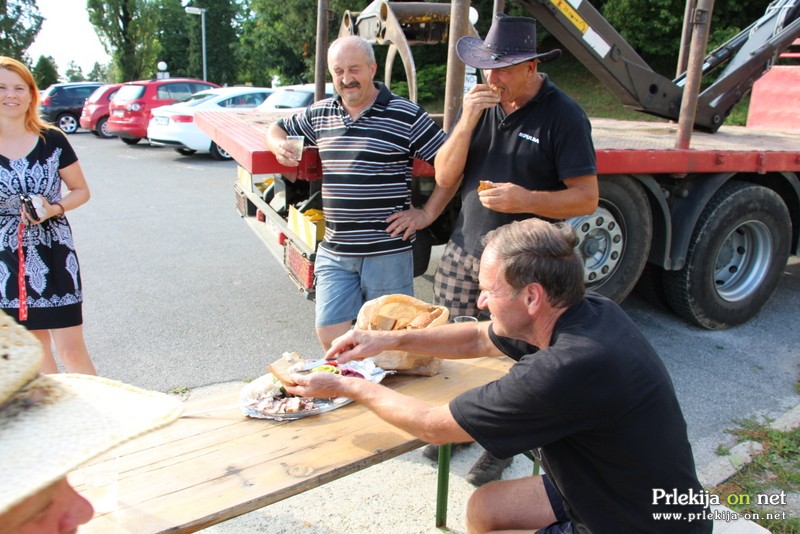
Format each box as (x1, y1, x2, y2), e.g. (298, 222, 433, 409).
(0, 128, 84, 329)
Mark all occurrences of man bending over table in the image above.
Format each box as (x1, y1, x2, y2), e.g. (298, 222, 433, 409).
(287, 218, 712, 533)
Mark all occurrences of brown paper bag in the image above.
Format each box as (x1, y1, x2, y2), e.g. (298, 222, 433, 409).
(355, 294, 449, 376)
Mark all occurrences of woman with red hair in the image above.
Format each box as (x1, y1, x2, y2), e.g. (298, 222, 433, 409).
(0, 56, 95, 374)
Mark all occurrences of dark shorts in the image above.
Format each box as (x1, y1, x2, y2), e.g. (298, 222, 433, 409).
(3, 302, 83, 330)
(537, 474, 573, 534)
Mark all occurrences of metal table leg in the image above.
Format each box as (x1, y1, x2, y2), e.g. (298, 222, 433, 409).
(435, 443, 452, 528)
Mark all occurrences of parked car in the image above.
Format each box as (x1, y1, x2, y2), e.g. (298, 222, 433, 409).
(79, 83, 123, 139)
(254, 83, 334, 112)
(148, 86, 274, 160)
(107, 78, 219, 145)
(39, 81, 102, 134)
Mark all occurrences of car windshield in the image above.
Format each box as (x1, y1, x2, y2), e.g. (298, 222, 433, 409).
(114, 85, 146, 101)
(261, 90, 313, 109)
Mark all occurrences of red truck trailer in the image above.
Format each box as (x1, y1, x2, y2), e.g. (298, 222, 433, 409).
(197, 0, 800, 330)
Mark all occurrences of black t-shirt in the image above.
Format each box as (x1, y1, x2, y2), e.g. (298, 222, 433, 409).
(449, 75, 597, 257)
(450, 294, 711, 533)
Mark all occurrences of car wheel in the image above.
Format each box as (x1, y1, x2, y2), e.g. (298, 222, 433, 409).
(175, 148, 197, 156)
(96, 117, 114, 139)
(57, 113, 79, 134)
(121, 137, 141, 145)
(209, 142, 232, 161)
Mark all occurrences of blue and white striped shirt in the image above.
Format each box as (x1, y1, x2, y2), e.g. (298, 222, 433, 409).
(279, 83, 445, 256)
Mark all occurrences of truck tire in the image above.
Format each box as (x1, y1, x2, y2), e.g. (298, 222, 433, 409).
(663, 181, 790, 329)
(569, 175, 652, 303)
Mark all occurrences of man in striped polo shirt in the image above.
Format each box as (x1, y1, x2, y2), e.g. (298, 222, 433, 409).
(266, 35, 452, 349)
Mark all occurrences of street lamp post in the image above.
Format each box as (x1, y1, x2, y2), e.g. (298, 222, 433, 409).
(184, 6, 207, 81)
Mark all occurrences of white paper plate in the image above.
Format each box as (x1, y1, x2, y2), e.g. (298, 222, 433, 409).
(240, 359, 389, 421)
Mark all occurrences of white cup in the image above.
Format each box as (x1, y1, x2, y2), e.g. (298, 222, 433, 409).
(453, 315, 478, 323)
(285, 135, 304, 160)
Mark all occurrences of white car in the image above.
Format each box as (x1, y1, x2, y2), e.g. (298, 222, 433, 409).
(148, 86, 273, 160)
(254, 83, 334, 112)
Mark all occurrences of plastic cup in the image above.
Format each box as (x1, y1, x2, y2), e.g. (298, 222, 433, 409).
(285, 135, 304, 160)
(453, 316, 478, 323)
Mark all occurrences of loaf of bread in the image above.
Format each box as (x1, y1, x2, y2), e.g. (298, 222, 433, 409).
(267, 351, 305, 387)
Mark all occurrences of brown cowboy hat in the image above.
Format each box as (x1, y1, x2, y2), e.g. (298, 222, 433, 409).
(456, 13, 561, 69)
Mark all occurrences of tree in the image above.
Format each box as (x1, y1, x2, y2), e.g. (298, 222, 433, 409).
(154, 0, 191, 78)
(602, 0, 774, 71)
(87, 62, 110, 82)
(184, 0, 241, 85)
(87, 0, 160, 81)
(239, 0, 361, 87)
(65, 61, 86, 82)
(32, 55, 59, 88)
(0, 0, 43, 60)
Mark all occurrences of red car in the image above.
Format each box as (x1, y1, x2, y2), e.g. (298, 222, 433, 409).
(80, 83, 123, 139)
(107, 78, 219, 144)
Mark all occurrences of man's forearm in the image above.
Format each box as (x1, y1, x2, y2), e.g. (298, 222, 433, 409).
(341, 379, 470, 444)
(433, 122, 473, 188)
(421, 182, 460, 222)
(384, 323, 502, 360)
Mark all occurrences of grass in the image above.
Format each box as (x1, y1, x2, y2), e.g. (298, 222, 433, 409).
(711, 415, 800, 533)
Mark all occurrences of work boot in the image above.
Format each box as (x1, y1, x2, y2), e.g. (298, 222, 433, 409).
(421, 442, 470, 461)
(466, 450, 513, 487)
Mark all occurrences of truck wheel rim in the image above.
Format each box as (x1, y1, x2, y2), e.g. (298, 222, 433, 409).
(714, 220, 772, 302)
(571, 206, 623, 285)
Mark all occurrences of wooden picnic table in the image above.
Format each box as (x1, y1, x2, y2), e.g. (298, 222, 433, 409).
(76, 357, 511, 533)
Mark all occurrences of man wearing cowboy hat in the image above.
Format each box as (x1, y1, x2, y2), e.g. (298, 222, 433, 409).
(0, 312, 182, 532)
(425, 13, 599, 485)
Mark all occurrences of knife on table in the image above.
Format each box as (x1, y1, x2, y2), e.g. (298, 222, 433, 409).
(300, 359, 338, 371)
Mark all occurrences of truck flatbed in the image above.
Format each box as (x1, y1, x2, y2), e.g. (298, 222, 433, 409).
(196, 111, 800, 177)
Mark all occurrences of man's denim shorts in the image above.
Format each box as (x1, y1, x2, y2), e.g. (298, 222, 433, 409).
(314, 246, 414, 327)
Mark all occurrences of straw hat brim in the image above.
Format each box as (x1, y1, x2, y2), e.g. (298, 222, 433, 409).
(456, 36, 562, 69)
(0, 373, 183, 515)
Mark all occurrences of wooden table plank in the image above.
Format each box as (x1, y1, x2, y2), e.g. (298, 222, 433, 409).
(77, 357, 511, 533)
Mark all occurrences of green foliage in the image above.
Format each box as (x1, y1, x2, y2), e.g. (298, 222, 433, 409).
(183, 0, 241, 85)
(602, 0, 777, 74)
(87, 62, 111, 83)
(65, 61, 86, 82)
(391, 64, 448, 105)
(0, 0, 43, 60)
(238, 0, 362, 87)
(32, 56, 59, 89)
(155, 0, 192, 79)
(87, 0, 161, 81)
